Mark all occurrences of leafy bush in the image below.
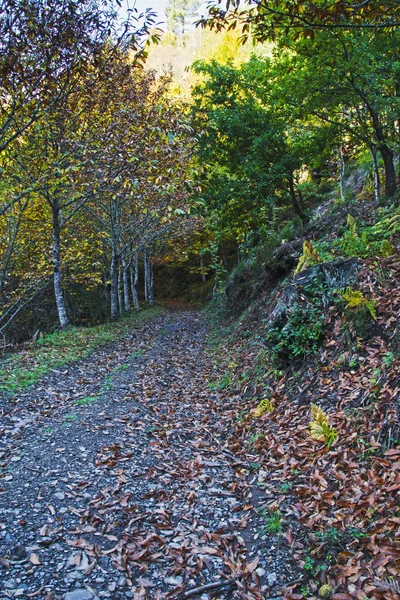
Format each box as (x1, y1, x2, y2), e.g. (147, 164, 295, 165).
(267, 300, 325, 360)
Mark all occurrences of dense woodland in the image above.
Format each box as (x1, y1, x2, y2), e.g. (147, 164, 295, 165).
(1, 2, 400, 599)
(0, 0, 398, 345)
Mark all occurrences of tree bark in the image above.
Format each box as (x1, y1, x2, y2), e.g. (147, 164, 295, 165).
(338, 148, 346, 204)
(51, 200, 71, 329)
(144, 249, 154, 306)
(110, 249, 118, 320)
(130, 254, 139, 310)
(380, 144, 397, 198)
(144, 250, 149, 304)
(288, 174, 305, 219)
(117, 266, 123, 316)
(369, 146, 381, 204)
(122, 256, 130, 312)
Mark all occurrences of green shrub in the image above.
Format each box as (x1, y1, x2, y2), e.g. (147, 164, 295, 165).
(267, 300, 325, 360)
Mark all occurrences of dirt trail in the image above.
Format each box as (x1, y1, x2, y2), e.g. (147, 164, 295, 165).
(0, 311, 287, 600)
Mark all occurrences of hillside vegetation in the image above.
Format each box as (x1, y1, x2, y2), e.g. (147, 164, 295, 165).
(1, 0, 400, 598)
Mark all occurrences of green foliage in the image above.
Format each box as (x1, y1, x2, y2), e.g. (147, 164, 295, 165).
(75, 395, 99, 406)
(259, 509, 282, 535)
(335, 209, 400, 260)
(0, 307, 162, 394)
(267, 301, 325, 360)
(294, 240, 321, 275)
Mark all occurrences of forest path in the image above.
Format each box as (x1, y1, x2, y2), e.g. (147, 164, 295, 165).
(0, 310, 279, 600)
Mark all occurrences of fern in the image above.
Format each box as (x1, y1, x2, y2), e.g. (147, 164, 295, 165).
(374, 577, 400, 594)
(294, 241, 320, 275)
(309, 404, 338, 448)
(255, 398, 274, 417)
(338, 287, 377, 320)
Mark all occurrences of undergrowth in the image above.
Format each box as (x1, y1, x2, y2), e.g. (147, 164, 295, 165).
(0, 306, 163, 394)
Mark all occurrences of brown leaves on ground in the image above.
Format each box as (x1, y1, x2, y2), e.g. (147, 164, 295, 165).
(218, 257, 400, 599)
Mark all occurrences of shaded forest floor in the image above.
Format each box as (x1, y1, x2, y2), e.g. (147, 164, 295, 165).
(0, 310, 290, 600)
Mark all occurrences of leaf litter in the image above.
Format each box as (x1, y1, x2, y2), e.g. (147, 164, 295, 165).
(0, 311, 291, 600)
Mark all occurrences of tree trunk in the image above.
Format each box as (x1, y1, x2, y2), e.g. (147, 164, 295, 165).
(369, 146, 381, 204)
(130, 254, 139, 310)
(51, 201, 71, 329)
(288, 174, 305, 219)
(122, 257, 130, 312)
(144, 250, 149, 304)
(144, 250, 154, 306)
(148, 258, 154, 306)
(338, 148, 346, 204)
(110, 249, 118, 320)
(380, 144, 397, 198)
(200, 254, 206, 283)
(117, 266, 123, 316)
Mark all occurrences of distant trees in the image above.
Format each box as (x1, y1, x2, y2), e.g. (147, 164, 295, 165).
(0, 1, 195, 342)
(166, 0, 201, 34)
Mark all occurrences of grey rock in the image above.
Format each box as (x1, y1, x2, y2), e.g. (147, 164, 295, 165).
(64, 590, 93, 600)
(268, 258, 361, 331)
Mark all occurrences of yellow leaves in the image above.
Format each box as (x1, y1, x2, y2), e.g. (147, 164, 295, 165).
(309, 403, 338, 448)
(255, 398, 274, 417)
(294, 240, 320, 275)
(338, 287, 377, 320)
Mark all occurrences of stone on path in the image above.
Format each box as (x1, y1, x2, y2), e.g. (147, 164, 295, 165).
(64, 590, 93, 600)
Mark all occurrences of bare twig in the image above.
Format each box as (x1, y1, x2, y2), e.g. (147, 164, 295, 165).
(178, 578, 237, 598)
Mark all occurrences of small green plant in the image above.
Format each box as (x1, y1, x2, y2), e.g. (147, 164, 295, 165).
(260, 509, 282, 535)
(248, 432, 264, 445)
(113, 363, 129, 373)
(64, 413, 78, 423)
(209, 372, 234, 391)
(316, 527, 342, 544)
(347, 526, 365, 540)
(370, 367, 382, 386)
(349, 357, 360, 370)
(280, 482, 292, 493)
(383, 351, 395, 368)
(309, 404, 338, 448)
(100, 375, 112, 392)
(75, 395, 99, 406)
(300, 586, 311, 599)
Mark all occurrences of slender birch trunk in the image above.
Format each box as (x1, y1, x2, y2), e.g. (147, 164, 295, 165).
(122, 257, 130, 312)
(339, 148, 346, 204)
(51, 200, 71, 329)
(110, 249, 118, 320)
(148, 258, 154, 306)
(117, 266, 123, 316)
(130, 254, 139, 310)
(369, 146, 381, 204)
(144, 250, 149, 304)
